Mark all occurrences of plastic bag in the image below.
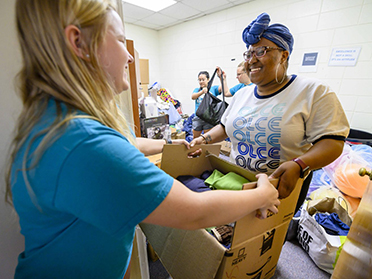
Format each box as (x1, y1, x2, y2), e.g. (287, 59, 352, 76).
(297, 198, 352, 274)
(323, 143, 372, 198)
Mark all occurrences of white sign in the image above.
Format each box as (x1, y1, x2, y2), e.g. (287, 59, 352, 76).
(329, 47, 361, 66)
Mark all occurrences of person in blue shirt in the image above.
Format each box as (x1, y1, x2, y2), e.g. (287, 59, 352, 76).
(191, 71, 221, 138)
(219, 61, 253, 97)
(6, 1, 281, 279)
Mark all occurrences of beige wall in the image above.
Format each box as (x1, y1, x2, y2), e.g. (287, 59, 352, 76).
(0, 0, 25, 278)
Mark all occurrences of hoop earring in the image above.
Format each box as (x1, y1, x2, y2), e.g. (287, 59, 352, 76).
(275, 63, 287, 84)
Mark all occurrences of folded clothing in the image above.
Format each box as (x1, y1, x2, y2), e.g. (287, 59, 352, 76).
(205, 169, 250, 190)
(177, 175, 211, 192)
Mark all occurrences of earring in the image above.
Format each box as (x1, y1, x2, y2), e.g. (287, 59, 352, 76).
(275, 63, 287, 84)
(86, 54, 90, 58)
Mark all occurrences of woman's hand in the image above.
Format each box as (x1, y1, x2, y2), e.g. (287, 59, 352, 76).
(201, 87, 208, 94)
(190, 136, 204, 147)
(216, 66, 226, 80)
(255, 174, 280, 219)
(269, 161, 301, 198)
(171, 139, 190, 149)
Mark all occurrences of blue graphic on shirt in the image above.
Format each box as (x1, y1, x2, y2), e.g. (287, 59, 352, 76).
(233, 104, 285, 173)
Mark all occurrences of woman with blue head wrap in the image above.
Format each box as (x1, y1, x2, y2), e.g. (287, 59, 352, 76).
(191, 13, 349, 214)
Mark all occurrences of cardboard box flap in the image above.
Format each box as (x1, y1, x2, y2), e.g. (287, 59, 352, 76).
(231, 177, 302, 247)
(161, 144, 220, 178)
(140, 223, 226, 279)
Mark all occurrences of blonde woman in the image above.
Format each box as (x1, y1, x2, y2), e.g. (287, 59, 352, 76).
(6, 1, 280, 278)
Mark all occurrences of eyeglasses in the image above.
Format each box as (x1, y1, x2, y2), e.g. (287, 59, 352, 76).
(243, 46, 284, 61)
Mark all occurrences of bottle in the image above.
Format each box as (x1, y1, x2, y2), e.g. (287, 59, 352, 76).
(164, 124, 171, 142)
(331, 168, 372, 279)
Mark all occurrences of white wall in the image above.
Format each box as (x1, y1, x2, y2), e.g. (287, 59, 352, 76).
(125, 0, 372, 131)
(0, 0, 25, 278)
(125, 24, 161, 87)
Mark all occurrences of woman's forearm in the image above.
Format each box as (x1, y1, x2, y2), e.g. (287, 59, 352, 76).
(136, 137, 165, 156)
(203, 124, 228, 144)
(297, 138, 344, 170)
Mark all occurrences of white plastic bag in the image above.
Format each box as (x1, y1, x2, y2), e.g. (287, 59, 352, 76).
(297, 198, 351, 274)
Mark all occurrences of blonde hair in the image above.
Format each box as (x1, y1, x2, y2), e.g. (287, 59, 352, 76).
(238, 61, 246, 68)
(5, 0, 136, 204)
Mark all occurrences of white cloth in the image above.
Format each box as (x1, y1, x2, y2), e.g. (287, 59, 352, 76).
(221, 75, 349, 174)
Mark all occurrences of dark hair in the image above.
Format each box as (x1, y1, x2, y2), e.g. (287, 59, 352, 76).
(198, 71, 209, 79)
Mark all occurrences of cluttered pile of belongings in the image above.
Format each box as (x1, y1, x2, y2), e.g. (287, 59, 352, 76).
(288, 140, 372, 275)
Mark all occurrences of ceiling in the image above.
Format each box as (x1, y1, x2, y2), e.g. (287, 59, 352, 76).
(122, 0, 253, 31)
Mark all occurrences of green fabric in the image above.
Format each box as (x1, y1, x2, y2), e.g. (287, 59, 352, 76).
(205, 169, 250, 190)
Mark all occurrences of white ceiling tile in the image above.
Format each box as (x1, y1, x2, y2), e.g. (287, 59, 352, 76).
(123, 15, 138, 24)
(159, 2, 203, 20)
(133, 20, 163, 30)
(121, 0, 252, 30)
(180, 0, 231, 12)
(141, 13, 178, 26)
(123, 3, 155, 19)
(207, 3, 235, 14)
(228, 0, 253, 4)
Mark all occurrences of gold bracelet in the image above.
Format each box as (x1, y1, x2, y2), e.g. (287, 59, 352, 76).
(200, 134, 208, 144)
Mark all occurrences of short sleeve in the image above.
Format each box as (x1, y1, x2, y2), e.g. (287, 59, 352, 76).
(55, 133, 174, 239)
(210, 85, 221, 96)
(305, 86, 349, 143)
(230, 84, 245, 96)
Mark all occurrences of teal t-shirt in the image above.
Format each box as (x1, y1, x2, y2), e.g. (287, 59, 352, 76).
(230, 83, 253, 96)
(193, 85, 220, 113)
(11, 99, 173, 279)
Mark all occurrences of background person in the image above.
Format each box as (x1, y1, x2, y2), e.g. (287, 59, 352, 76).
(6, 2, 280, 278)
(218, 61, 253, 97)
(191, 12, 349, 212)
(191, 71, 221, 138)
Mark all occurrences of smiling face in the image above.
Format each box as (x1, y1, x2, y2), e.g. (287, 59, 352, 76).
(245, 38, 288, 90)
(198, 74, 209, 88)
(97, 10, 133, 94)
(236, 66, 250, 84)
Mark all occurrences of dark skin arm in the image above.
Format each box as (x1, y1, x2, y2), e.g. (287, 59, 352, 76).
(270, 138, 345, 198)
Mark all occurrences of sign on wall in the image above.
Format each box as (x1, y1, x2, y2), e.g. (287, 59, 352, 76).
(329, 47, 361, 66)
(299, 52, 319, 73)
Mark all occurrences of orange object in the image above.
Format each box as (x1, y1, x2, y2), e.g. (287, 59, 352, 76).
(333, 163, 369, 198)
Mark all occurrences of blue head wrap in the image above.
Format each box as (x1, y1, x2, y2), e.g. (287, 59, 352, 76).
(242, 13, 294, 55)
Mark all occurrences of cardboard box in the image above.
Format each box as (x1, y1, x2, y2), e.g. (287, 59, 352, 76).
(139, 59, 149, 84)
(175, 131, 186, 139)
(220, 140, 231, 156)
(140, 145, 303, 279)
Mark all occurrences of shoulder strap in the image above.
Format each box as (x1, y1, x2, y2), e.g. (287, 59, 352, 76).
(207, 68, 226, 104)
